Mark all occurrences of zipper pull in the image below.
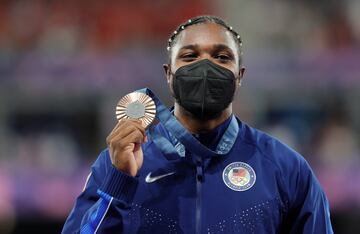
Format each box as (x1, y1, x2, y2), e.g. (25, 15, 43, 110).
(196, 156, 204, 182)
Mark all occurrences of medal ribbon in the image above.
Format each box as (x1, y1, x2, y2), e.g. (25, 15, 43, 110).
(138, 88, 239, 160)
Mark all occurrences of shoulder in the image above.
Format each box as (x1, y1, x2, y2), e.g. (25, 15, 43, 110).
(237, 118, 312, 177)
(237, 118, 324, 206)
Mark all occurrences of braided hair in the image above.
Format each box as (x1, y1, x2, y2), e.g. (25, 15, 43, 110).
(167, 15, 243, 65)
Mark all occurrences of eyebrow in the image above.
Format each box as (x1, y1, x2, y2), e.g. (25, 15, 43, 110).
(178, 44, 200, 51)
(178, 43, 234, 53)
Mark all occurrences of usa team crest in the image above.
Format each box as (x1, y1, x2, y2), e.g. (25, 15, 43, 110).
(222, 162, 256, 191)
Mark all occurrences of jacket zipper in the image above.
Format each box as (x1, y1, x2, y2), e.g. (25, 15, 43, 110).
(195, 155, 203, 234)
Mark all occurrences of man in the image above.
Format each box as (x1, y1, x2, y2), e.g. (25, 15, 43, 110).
(62, 15, 333, 233)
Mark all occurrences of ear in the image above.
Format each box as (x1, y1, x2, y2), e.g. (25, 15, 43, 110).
(163, 63, 171, 83)
(237, 66, 246, 86)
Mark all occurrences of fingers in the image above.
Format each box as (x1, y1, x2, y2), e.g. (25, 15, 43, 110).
(110, 119, 145, 137)
(106, 119, 147, 148)
(109, 125, 144, 144)
(120, 130, 144, 147)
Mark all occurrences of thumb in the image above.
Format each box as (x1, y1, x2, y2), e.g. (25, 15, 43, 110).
(133, 143, 144, 169)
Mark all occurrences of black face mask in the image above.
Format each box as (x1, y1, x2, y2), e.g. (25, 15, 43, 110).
(172, 59, 237, 120)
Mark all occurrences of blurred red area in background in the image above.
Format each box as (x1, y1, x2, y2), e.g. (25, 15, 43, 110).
(0, 0, 212, 51)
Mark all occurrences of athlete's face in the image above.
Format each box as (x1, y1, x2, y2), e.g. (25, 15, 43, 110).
(164, 23, 245, 86)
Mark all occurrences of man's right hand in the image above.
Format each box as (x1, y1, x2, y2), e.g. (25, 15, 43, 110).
(106, 119, 147, 177)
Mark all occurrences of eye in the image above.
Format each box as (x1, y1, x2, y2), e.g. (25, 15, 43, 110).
(179, 53, 197, 62)
(215, 54, 231, 62)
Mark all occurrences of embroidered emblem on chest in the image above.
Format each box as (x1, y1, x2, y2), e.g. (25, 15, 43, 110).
(222, 162, 256, 191)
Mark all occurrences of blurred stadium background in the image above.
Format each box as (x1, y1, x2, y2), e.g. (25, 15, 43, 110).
(0, 0, 359, 233)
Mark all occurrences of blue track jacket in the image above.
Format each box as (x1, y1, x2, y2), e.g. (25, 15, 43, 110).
(62, 88, 333, 234)
(62, 117, 333, 234)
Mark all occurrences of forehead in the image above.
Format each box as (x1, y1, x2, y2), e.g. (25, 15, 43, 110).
(172, 22, 238, 52)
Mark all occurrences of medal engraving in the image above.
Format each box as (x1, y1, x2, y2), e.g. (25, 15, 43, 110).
(126, 101, 145, 119)
(116, 92, 156, 128)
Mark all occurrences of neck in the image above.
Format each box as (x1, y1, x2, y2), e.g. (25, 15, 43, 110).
(174, 102, 232, 134)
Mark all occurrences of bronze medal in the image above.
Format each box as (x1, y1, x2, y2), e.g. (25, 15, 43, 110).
(116, 92, 156, 128)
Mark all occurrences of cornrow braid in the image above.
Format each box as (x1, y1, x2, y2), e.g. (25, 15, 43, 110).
(167, 15, 243, 64)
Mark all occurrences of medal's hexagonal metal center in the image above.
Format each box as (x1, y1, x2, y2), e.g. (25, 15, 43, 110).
(126, 101, 145, 119)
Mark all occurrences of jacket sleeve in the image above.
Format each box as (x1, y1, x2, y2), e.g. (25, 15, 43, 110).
(61, 150, 138, 234)
(282, 158, 334, 234)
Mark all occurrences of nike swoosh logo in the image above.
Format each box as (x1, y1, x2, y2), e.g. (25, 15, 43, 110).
(145, 172, 175, 183)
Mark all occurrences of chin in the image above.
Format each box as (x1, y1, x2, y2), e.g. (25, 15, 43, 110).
(188, 109, 223, 121)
